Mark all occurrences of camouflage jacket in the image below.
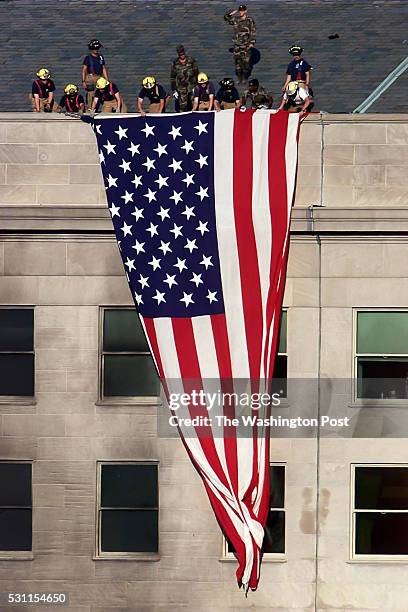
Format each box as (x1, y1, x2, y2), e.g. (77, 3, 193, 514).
(243, 85, 271, 108)
(224, 11, 256, 47)
(170, 55, 199, 92)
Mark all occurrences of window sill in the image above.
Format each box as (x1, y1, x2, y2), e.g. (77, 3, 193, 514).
(93, 554, 160, 562)
(348, 557, 408, 564)
(0, 397, 37, 406)
(0, 553, 34, 561)
(348, 401, 408, 408)
(219, 556, 286, 563)
(95, 398, 162, 407)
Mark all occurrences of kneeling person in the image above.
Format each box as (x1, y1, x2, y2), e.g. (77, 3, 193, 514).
(138, 76, 167, 116)
(278, 80, 313, 113)
(215, 78, 240, 110)
(92, 78, 122, 113)
(31, 68, 56, 112)
(242, 78, 272, 109)
(192, 73, 215, 111)
(57, 84, 85, 113)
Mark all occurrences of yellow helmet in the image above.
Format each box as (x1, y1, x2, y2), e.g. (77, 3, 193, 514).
(36, 68, 50, 79)
(64, 83, 78, 95)
(286, 80, 299, 95)
(197, 72, 208, 84)
(143, 76, 156, 89)
(96, 77, 110, 89)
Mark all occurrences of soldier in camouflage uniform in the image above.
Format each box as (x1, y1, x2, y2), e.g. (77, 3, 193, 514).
(241, 78, 273, 109)
(170, 45, 199, 112)
(224, 4, 256, 83)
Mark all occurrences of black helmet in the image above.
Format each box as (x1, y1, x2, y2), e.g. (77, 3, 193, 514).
(289, 44, 303, 56)
(219, 77, 234, 88)
(239, 4, 247, 10)
(248, 78, 259, 88)
(88, 39, 103, 50)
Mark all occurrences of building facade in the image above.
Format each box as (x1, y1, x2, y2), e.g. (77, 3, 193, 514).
(0, 114, 408, 610)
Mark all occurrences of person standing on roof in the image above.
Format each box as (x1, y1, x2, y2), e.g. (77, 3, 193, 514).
(57, 84, 85, 113)
(215, 78, 240, 110)
(91, 77, 122, 113)
(282, 45, 312, 92)
(192, 73, 215, 111)
(30, 68, 56, 112)
(224, 4, 256, 84)
(138, 77, 167, 116)
(82, 39, 108, 109)
(170, 44, 199, 112)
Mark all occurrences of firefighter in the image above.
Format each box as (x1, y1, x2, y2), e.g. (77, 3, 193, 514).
(215, 78, 240, 111)
(82, 39, 108, 109)
(30, 68, 56, 112)
(282, 45, 312, 93)
(278, 80, 313, 113)
(91, 77, 122, 113)
(192, 73, 215, 111)
(57, 84, 85, 113)
(137, 76, 167, 116)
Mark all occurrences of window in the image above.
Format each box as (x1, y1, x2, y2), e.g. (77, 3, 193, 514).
(272, 310, 287, 397)
(0, 462, 32, 555)
(224, 464, 286, 560)
(100, 308, 159, 401)
(351, 465, 408, 559)
(96, 462, 159, 558)
(355, 311, 408, 400)
(0, 308, 34, 397)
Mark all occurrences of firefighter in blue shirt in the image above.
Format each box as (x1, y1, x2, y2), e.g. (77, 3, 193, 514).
(137, 77, 168, 116)
(282, 45, 312, 93)
(57, 84, 85, 113)
(82, 39, 108, 109)
(30, 68, 56, 112)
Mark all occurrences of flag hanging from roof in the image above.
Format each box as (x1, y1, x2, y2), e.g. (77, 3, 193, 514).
(86, 109, 300, 591)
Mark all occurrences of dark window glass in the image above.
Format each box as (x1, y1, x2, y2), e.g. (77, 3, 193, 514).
(0, 355, 34, 396)
(277, 311, 287, 354)
(271, 356, 287, 397)
(103, 310, 149, 352)
(269, 465, 285, 508)
(101, 464, 158, 508)
(357, 312, 408, 355)
(0, 309, 33, 352)
(355, 513, 408, 555)
(0, 509, 32, 551)
(101, 509, 158, 553)
(355, 467, 408, 510)
(357, 358, 408, 399)
(0, 464, 32, 506)
(103, 355, 159, 397)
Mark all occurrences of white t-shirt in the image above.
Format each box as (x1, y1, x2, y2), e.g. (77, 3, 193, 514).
(284, 86, 309, 105)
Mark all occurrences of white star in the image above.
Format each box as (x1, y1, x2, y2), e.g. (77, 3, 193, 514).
(181, 205, 195, 220)
(168, 158, 183, 173)
(127, 142, 140, 157)
(141, 123, 155, 138)
(168, 125, 182, 140)
(182, 172, 195, 187)
(119, 159, 131, 173)
(180, 292, 194, 307)
(152, 290, 166, 305)
(131, 207, 144, 221)
(106, 174, 118, 188)
(195, 154, 208, 168)
(109, 203, 120, 218)
(206, 290, 218, 303)
(170, 223, 183, 239)
(103, 140, 116, 155)
(143, 188, 157, 203)
(155, 174, 169, 189)
(196, 220, 209, 235)
(120, 191, 134, 204)
(125, 257, 136, 272)
(181, 139, 194, 154)
(154, 142, 168, 157)
(135, 293, 143, 305)
(196, 186, 209, 201)
(142, 157, 156, 172)
(157, 206, 170, 222)
(148, 256, 161, 271)
(163, 273, 177, 288)
(95, 124, 102, 134)
(190, 272, 203, 287)
(131, 174, 143, 189)
(174, 258, 187, 273)
(170, 190, 183, 205)
(99, 150, 105, 164)
(138, 274, 149, 289)
(158, 240, 172, 255)
(146, 222, 158, 237)
(131, 240, 145, 254)
(200, 254, 213, 269)
(194, 120, 208, 135)
(115, 125, 128, 140)
(184, 238, 198, 253)
(120, 222, 132, 237)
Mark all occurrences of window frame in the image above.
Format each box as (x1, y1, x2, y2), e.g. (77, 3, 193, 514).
(98, 306, 160, 405)
(95, 460, 160, 560)
(272, 309, 288, 399)
(0, 460, 33, 559)
(350, 463, 408, 562)
(353, 308, 408, 404)
(0, 306, 35, 404)
(221, 463, 286, 562)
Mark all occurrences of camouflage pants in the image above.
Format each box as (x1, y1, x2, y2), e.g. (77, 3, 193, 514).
(175, 89, 193, 113)
(233, 45, 251, 77)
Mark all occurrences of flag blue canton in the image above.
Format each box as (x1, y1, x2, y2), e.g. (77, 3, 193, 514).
(93, 114, 225, 318)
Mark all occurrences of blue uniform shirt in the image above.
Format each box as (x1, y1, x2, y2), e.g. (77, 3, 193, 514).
(286, 58, 312, 81)
(83, 53, 106, 76)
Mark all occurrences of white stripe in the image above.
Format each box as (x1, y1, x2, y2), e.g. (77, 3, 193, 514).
(213, 111, 250, 379)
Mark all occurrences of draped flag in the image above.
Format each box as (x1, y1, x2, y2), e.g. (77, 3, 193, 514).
(87, 109, 300, 591)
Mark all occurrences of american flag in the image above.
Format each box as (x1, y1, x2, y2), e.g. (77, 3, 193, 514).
(88, 109, 300, 591)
